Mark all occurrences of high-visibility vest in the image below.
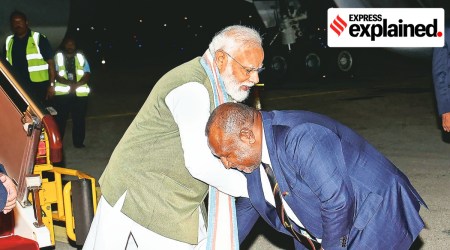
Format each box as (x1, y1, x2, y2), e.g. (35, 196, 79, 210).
(54, 52, 90, 97)
(5, 31, 50, 82)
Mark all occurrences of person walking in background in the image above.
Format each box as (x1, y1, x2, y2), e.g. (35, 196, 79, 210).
(2, 10, 55, 105)
(83, 25, 264, 249)
(432, 18, 450, 141)
(52, 37, 91, 148)
(205, 102, 427, 250)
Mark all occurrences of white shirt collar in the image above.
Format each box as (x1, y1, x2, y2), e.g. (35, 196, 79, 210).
(261, 126, 271, 164)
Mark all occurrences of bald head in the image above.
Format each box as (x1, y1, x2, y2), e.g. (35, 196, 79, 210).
(206, 102, 255, 133)
(206, 103, 263, 173)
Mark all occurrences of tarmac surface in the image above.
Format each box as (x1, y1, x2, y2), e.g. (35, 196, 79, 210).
(48, 58, 450, 249)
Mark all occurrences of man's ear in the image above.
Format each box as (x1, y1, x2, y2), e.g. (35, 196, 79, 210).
(239, 128, 255, 144)
(215, 50, 227, 73)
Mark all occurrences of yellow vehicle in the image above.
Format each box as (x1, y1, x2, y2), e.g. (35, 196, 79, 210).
(0, 56, 98, 248)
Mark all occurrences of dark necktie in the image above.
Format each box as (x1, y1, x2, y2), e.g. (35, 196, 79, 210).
(262, 162, 321, 250)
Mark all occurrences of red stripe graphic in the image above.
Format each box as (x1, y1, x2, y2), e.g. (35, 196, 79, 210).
(330, 24, 342, 36)
(336, 15, 347, 28)
(330, 15, 347, 36)
(332, 19, 344, 32)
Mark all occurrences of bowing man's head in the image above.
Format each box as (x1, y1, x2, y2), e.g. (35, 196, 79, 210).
(206, 102, 263, 173)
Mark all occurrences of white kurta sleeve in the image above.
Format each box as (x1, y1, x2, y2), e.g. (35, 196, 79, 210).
(165, 82, 249, 197)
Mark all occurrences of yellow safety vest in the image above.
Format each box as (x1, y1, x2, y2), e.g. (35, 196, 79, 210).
(54, 52, 90, 97)
(5, 31, 50, 82)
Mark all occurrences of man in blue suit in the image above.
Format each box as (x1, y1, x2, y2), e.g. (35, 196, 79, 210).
(432, 18, 450, 138)
(205, 102, 427, 250)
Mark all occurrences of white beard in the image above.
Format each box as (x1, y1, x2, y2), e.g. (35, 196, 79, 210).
(222, 64, 253, 102)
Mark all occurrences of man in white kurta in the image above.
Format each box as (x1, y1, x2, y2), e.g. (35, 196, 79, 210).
(83, 25, 265, 249)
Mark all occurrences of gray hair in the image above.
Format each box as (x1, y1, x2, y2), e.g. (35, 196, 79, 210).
(208, 25, 263, 58)
(206, 103, 256, 136)
(206, 102, 257, 153)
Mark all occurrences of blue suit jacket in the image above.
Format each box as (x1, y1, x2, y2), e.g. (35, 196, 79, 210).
(0, 164, 8, 212)
(432, 20, 450, 115)
(237, 110, 426, 250)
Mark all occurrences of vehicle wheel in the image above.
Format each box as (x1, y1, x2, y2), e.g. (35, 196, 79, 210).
(261, 55, 289, 86)
(337, 50, 353, 72)
(304, 52, 321, 78)
(270, 55, 288, 79)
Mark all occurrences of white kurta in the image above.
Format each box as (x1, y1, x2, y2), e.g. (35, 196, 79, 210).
(83, 82, 248, 249)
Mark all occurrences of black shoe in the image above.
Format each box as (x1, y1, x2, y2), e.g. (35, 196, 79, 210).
(441, 131, 450, 144)
(74, 144, 85, 148)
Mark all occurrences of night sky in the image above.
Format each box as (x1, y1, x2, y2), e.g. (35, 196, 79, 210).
(64, 0, 432, 81)
(67, 0, 272, 68)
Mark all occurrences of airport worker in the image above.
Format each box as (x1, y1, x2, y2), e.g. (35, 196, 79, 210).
(83, 24, 264, 249)
(2, 10, 56, 105)
(0, 164, 17, 214)
(432, 19, 450, 135)
(205, 102, 427, 250)
(52, 37, 91, 148)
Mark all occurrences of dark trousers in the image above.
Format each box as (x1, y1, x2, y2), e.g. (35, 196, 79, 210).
(27, 81, 50, 106)
(53, 94, 88, 147)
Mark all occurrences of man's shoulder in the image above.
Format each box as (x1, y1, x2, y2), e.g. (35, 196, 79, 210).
(31, 31, 51, 46)
(28, 30, 45, 39)
(168, 57, 206, 79)
(76, 50, 88, 57)
(152, 57, 209, 96)
(33, 30, 48, 39)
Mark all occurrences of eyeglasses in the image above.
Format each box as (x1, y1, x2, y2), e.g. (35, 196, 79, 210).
(221, 50, 264, 75)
